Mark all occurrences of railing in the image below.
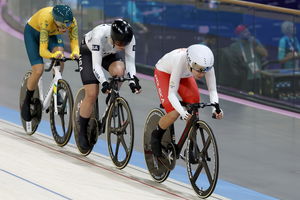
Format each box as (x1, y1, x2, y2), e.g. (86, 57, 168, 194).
(3, 0, 300, 112)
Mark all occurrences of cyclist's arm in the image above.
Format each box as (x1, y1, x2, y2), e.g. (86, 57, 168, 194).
(205, 67, 219, 104)
(68, 18, 80, 55)
(91, 37, 107, 84)
(125, 36, 136, 80)
(38, 17, 54, 59)
(168, 60, 187, 117)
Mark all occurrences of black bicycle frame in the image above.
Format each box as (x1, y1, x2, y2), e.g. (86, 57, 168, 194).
(170, 109, 199, 157)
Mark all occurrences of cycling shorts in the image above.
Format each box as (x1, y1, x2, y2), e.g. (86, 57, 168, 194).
(154, 68, 200, 113)
(79, 40, 123, 85)
(24, 23, 64, 66)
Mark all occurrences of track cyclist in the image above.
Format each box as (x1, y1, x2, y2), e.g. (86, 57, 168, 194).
(151, 44, 224, 157)
(21, 4, 79, 122)
(78, 18, 142, 151)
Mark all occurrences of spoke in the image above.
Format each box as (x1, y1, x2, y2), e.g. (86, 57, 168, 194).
(202, 138, 212, 154)
(59, 113, 66, 134)
(203, 161, 213, 185)
(119, 134, 129, 153)
(192, 162, 204, 182)
(114, 136, 121, 158)
(119, 119, 129, 132)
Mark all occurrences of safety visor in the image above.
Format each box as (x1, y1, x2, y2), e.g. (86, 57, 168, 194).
(190, 63, 213, 73)
(55, 20, 72, 29)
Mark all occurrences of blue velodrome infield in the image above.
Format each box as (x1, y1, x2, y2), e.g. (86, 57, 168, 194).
(0, 106, 278, 200)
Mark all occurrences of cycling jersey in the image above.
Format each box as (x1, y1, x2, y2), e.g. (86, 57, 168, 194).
(155, 48, 219, 116)
(27, 7, 79, 59)
(83, 24, 136, 84)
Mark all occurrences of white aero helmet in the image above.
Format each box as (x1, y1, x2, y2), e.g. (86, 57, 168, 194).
(187, 44, 214, 72)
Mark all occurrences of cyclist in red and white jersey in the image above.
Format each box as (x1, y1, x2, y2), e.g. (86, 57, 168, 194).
(151, 44, 223, 157)
(78, 19, 141, 150)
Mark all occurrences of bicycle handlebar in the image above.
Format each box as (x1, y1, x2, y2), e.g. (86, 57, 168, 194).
(183, 102, 221, 119)
(45, 57, 80, 72)
(108, 76, 135, 82)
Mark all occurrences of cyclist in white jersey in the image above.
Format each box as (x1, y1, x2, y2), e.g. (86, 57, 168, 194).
(78, 19, 141, 150)
(151, 44, 224, 157)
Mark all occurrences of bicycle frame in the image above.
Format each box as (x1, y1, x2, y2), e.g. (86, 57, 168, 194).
(38, 65, 62, 115)
(174, 114, 198, 156)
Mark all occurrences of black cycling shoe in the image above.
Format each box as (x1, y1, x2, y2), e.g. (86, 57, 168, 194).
(151, 130, 163, 157)
(79, 131, 91, 151)
(21, 101, 32, 122)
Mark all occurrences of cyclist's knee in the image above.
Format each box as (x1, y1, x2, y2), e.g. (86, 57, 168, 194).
(108, 61, 125, 77)
(31, 64, 44, 77)
(85, 90, 98, 103)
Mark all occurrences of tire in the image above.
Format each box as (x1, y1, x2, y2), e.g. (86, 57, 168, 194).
(106, 97, 134, 169)
(19, 71, 42, 135)
(143, 108, 171, 183)
(72, 87, 98, 156)
(186, 120, 219, 198)
(49, 79, 73, 147)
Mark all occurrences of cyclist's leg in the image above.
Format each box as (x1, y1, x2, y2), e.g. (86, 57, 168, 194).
(151, 69, 180, 156)
(103, 53, 124, 103)
(79, 84, 99, 149)
(78, 43, 99, 150)
(22, 24, 44, 121)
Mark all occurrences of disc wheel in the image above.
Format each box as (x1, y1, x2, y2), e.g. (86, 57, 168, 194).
(49, 79, 73, 147)
(106, 97, 134, 169)
(186, 120, 219, 198)
(72, 87, 98, 156)
(143, 108, 172, 183)
(19, 71, 42, 135)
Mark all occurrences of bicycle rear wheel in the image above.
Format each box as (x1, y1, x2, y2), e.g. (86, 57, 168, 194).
(106, 97, 134, 169)
(19, 71, 42, 135)
(186, 120, 219, 198)
(72, 87, 98, 156)
(49, 79, 73, 147)
(143, 108, 171, 183)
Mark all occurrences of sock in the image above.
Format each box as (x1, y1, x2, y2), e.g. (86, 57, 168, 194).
(24, 89, 34, 104)
(152, 124, 166, 140)
(79, 115, 90, 135)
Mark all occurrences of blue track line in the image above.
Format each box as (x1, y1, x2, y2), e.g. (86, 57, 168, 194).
(0, 168, 72, 200)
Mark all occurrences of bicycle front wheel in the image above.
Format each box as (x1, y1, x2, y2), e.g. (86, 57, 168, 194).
(186, 120, 219, 198)
(106, 97, 134, 169)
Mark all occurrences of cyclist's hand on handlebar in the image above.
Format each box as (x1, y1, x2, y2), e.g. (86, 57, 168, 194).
(212, 106, 224, 120)
(129, 75, 142, 94)
(70, 51, 80, 60)
(181, 111, 192, 121)
(101, 81, 111, 94)
(52, 51, 64, 59)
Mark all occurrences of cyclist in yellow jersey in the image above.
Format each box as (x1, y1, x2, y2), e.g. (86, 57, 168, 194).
(21, 5, 79, 122)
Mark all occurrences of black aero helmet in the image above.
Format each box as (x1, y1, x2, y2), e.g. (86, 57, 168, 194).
(111, 19, 133, 46)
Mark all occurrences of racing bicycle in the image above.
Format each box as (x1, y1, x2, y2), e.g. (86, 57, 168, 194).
(72, 76, 135, 169)
(19, 57, 79, 146)
(143, 102, 221, 198)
